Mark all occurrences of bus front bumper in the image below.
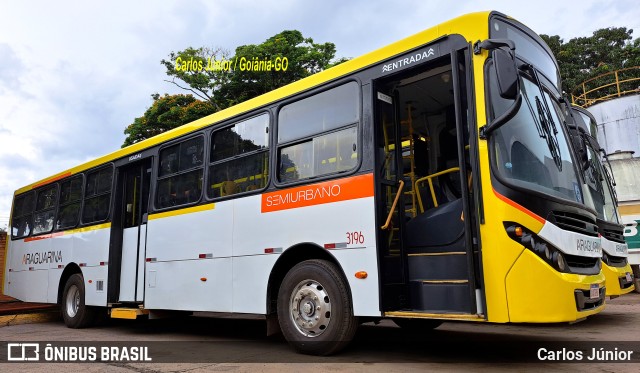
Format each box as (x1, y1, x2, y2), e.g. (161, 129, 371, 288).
(506, 249, 605, 323)
(602, 262, 635, 297)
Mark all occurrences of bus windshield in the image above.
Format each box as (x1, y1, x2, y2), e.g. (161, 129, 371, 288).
(583, 133, 620, 223)
(490, 18, 560, 87)
(489, 70, 582, 204)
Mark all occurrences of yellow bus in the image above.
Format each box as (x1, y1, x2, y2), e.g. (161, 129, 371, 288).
(568, 105, 635, 297)
(5, 11, 605, 355)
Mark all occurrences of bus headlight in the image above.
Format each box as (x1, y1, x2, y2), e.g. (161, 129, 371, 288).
(553, 251, 566, 272)
(534, 242, 546, 256)
(504, 222, 601, 275)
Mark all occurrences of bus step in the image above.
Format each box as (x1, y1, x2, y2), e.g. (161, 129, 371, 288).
(385, 311, 483, 321)
(407, 252, 468, 280)
(110, 308, 149, 320)
(409, 280, 473, 312)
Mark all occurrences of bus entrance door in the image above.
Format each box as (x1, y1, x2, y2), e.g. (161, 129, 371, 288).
(374, 52, 481, 316)
(114, 159, 151, 303)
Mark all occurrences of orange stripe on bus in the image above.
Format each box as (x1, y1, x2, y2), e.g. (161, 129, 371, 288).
(492, 188, 545, 224)
(31, 172, 73, 189)
(261, 173, 374, 213)
(24, 232, 65, 242)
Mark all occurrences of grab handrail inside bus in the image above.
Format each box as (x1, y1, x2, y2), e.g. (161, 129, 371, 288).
(381, 180, 404, 230)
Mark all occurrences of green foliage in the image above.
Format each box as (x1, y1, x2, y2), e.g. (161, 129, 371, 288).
(122, 94, 216, 147)
(160, 47, 231, 111)
(126, 30, 345, 146)
(162, 30, 343, 109)
(540, 27, 640, 95)
(216, 30, 338, 107)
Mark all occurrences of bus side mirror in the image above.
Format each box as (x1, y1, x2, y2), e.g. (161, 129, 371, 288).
(493, 49, 519, 100)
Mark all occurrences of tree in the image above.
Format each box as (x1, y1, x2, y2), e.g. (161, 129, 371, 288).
(122, 94, 216, 147)
(540, 27, 640, 95)
(160, 47, 231, 111)
(161, 30, 343, 109)
(125, 30, 345, 146)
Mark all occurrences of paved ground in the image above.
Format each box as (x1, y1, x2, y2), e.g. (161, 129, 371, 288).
(0, 294, 639, 371)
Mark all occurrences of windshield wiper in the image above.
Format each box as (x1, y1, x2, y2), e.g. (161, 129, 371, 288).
(520, 64, 563, 170)
(599, 148, 619, 204)
(535, 96, 562, 170)
(581, 135, 605, 194)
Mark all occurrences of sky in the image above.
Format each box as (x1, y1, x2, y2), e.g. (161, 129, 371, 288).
(0, 0, 638, 230)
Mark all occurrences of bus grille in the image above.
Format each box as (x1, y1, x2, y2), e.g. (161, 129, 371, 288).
(607, 255, 628, 268)
(619, 275, 634, 289)
(574, 287, 605, 311)
(602, 228, 625, 244)
(564, 254, 600, 275)
(550, 211, 598, 237)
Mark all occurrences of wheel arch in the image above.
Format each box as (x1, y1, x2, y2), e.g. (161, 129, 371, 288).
(266, 242, 351, 314)
(57, 263, 82, 305)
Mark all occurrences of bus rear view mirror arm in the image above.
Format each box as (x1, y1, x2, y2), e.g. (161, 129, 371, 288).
(479, 94, 522, 140)
(475, 40, 519, 99)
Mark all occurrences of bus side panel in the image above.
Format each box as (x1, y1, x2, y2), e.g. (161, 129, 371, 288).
(145, 258, 233, 311)
(32, 227, 111, 306)
(6, 238, 52, 302)
(145, 203, 232, 262)
(233, 192, 380, 316)
(3, 237, 11, 296)
(231, 255, 278, 314)
(76, 265, 108, 306)
(8, 269, 49, 302)
(49, 234, 73, 303)
(144, 203, 233, 311)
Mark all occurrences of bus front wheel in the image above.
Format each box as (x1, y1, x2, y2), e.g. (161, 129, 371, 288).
(62, 273, 96, 328)
(277, 259, 358, 355)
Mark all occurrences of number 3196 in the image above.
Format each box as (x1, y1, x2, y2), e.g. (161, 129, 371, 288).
(346, 231, 365, 245)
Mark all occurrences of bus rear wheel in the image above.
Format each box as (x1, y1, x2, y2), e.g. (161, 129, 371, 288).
(62, 273, 96, 328)
(277, 259, 358, 355)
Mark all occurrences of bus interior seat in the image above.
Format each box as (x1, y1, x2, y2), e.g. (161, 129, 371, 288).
(405, 198, 464, 253)
(417, 179, 448, 211)
(221, 181, 237, 196)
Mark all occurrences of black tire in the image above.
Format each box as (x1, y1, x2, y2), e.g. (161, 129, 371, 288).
(277, 259, 358, 355)
(392, 318, 442, 331)
(61, 273, 96, 328)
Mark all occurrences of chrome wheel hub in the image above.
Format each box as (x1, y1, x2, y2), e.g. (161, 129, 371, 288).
(65, 284, 80, 318)
(289, 279, 331, 337)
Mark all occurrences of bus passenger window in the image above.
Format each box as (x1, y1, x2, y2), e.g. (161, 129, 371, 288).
(11, 192, 35, 239)
(208, 114, 269, 198)
(56, 175, 83, 230)
(157, 136, 204, 209)
(277, 82, 360, 183)
(82, 166, 113, 224)
(33, 184, 58, 235)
